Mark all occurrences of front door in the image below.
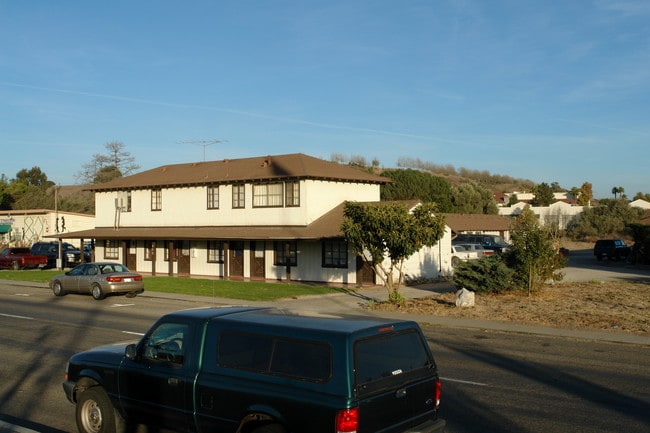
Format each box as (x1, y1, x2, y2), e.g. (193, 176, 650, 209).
(178, 240, 191, 276)
(356, 256, 375, 286)
(229, 241, 244, 279)
(126, 240, 137, 270)
(250, 241, 265, 280)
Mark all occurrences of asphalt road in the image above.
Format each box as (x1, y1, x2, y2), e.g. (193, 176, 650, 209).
(561, 246, 650, 283)
(0, 280, 648, 433)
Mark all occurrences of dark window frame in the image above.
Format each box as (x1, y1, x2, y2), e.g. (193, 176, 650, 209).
(104, 240, 119, 260)
(322, 239, 348, 268)
(274, 241, 297, 266)
(207, 240, 225, 263)
(207, 185, 219, 210)
(232, 184, 245, 209)
(151, 189, 162, 211)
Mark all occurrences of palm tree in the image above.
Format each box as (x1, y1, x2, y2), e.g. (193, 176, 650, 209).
(612, 186, 620, 199)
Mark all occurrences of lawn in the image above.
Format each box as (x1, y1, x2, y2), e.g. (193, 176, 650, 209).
(0, 269, 342, 301)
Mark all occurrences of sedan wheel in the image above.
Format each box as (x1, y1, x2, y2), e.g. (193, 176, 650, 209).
(91, 285, 105, 300)
(52, 281, 66, 297)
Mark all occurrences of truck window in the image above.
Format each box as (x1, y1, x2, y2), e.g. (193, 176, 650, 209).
(217, 331, 332, 382)
(143, 322, 189, 365)
(354, 329, 432, 387)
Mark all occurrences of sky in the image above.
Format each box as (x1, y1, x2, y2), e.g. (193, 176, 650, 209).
(1, 0, 649, 199)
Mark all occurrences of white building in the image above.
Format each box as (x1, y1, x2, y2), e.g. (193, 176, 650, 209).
(498, 201, 583, 230)
(0, 209, 94, 248)
(59, 153, 454, 285)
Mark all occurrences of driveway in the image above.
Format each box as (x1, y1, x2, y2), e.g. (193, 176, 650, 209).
(562, 246, 650, 283)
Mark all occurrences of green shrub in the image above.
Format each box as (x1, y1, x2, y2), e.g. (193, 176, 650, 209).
(452, 256, 515, 294)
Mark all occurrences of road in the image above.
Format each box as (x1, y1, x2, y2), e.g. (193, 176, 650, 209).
(562, 245, 650, 282)
(0, 281, 648, 433)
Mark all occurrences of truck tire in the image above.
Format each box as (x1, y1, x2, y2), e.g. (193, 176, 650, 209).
(92, 284, 105, 300)
(76, 387, 125, 433)
(52, 281, 66, 297)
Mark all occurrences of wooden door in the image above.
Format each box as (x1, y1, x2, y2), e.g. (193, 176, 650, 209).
(229, 241, 244, 278)
(250, 241, 265, 280)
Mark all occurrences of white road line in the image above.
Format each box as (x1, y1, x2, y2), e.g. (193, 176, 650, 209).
(122, 331, 145, 336)
(440, 376, 488, 387)
(111, 303, 135, 307)
(0, 313, 34, 320)
(14, 293, 30, 297)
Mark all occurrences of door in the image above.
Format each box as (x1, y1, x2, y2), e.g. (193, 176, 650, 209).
(178, 240, 191, 276)
(126, 240, 137, 270)
(356, 256, 375, 286)
(250, 241, 265, 280)
(119, 321, 193, 431)
(228, 241, 244, 278)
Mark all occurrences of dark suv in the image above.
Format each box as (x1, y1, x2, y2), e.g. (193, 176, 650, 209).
(31, 241, 83, 268)
(594, 239, 631, 261)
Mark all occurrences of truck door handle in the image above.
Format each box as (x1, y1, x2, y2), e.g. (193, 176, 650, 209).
(395, 388, 407, 398)
(168, 377, 180, 386)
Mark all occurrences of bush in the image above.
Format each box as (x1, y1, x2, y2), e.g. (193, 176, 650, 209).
(452, 256, 515, 294)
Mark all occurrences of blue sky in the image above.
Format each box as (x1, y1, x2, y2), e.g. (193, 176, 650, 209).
(1, 0, 649, 199)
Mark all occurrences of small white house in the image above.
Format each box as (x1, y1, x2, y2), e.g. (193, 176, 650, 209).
(0, 209, 94, 248)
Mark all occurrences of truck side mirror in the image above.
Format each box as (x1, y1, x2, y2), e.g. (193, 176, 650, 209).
(125, 344, 137, 360)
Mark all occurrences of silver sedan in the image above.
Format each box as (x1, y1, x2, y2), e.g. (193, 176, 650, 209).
(49, 262, 144, 300)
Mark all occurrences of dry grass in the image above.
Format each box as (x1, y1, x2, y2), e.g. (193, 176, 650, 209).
(372, 281, 650, 335)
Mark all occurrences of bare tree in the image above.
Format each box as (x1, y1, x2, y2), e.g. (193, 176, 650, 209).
(76, 141, 140, 184)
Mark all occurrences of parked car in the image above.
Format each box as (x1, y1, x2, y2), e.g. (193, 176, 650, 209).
(31, 241, 83, 268)
(453, 242, 495, 257)
(0, 247, 48, 270)
(451, 245, 479, 266)
(593, 239, 631, 261)
(63, 307, 445, 433)
(49, 262, 144, 300)
(453, 233, 510, 253)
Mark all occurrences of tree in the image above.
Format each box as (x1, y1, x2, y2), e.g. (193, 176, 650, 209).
(569, 187, 581, 203)
(567, 199, 644, 239)
(577, 182, 592, 206)
(507, 206, 566, 295)
(380, 169, 453, 212)
(6, 167, 55, 210)
(531, 182, 555, 206)
(611, 186, 620, 199)
(340, 201, 446, 304)
(450, 181, 498, 214)
(77, 141, 140, 184)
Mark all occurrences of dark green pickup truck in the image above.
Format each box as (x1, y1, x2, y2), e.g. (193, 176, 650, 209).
(63, 307, 446, 433)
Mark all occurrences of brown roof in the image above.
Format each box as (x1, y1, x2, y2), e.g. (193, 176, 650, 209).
(88, 153, 390, 191)
(50, 200, 428, 241)
(443, 213, 512, 232)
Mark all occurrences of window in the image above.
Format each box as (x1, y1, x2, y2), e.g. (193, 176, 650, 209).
(117, 191, 132, 212)
(143, 322, 189, 365)
(217, 331, 331, 382)
(322, 240, 348, 268)
(207, 240, 224, 263)
(207, 185, 219, 209)
(151, 189, 162, 211)
(232, 184, 245, 209)
(164, 241, 177, 262)
(274, 241, 297, 266)
(253, 183, 283, 207)
(104, 240, 119, 260)
(145, 242, 155, 261)
(285, 181, 300, 207)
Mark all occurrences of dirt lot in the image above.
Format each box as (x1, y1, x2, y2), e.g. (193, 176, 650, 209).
(370, 241, 650, 335)
(372, 281, 650, 335)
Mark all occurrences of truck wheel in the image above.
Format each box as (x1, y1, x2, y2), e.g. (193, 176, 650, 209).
(76, 387, 125, 433)
(12, 261, 20, 271)
(91, 285, 105, 300)
(52, 281, 66, 297)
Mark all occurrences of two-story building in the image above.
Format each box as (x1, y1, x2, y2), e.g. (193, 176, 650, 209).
(57, 153, 454, 285)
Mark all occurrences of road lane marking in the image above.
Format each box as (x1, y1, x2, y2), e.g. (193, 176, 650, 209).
(440, 376, 488, 387)
(122, 331, 145, 336)
(111, 303, 135, 307)
(0, 313, 34, 320)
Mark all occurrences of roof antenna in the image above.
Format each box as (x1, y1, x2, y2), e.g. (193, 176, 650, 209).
(176, 139, 227, 161)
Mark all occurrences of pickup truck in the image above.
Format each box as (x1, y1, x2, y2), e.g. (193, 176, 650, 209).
(0, 247, 48, 270)
(63, 307, 445, 433)
(451, 244, 480, 266)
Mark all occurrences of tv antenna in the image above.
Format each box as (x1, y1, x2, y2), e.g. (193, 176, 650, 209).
(177, 139, 227, 161)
